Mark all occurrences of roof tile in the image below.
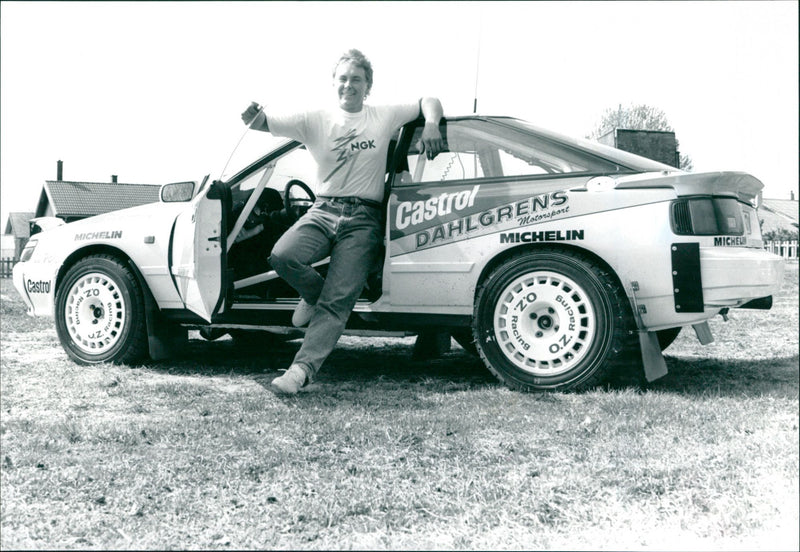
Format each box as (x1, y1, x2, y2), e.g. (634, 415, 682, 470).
(44, 181, 161, 217)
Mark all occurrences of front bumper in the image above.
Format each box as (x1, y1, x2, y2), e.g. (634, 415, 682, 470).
(12, 261, 56, 317)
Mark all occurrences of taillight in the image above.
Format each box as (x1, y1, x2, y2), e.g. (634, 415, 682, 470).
(671, 197, 745, 236)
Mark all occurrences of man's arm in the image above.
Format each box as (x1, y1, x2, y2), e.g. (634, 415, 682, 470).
(241, 101, 269, 132)
(419, 97, 444, 159)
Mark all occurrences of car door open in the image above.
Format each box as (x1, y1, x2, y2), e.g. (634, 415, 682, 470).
(169, 178, 229, 322)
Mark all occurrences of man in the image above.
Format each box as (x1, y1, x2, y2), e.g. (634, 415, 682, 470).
(241, 49, 444, 394)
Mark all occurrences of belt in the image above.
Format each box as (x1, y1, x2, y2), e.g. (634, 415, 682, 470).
(319, 196, 382, 210)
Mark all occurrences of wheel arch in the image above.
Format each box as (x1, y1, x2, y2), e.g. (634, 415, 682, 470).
(56, 245, 138, 291)
(475, 243, 635, 319)
(54, 244, 185, 361)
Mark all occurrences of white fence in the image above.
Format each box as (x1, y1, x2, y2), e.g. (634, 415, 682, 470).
(764, 240, 798, 261)
(1, 257, 15, 278)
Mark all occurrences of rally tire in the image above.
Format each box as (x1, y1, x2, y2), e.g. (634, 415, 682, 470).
(55, 255, 148, 365)
(473, 249, 633, 392)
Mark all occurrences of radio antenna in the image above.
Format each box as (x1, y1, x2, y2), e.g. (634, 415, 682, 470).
(473, 15, 483, 114)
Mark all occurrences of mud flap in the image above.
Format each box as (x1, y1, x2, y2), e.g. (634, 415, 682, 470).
(143, 286, 187, 360)
(692, 321, 714, 345)
(638, 331, 669, 382)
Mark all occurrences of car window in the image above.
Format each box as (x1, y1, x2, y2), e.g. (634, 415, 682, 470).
(402, 119, 621, 185)
(232, 145, 317, 203)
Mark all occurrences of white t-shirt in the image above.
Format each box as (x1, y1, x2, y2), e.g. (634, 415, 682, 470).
(267, 103, 420, 202)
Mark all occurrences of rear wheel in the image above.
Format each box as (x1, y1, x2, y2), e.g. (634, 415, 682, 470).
(473, 250, 633, 392)
(55, 255, 148, 365)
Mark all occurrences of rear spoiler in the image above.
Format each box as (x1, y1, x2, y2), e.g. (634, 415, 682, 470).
(613, 171, 764, 206)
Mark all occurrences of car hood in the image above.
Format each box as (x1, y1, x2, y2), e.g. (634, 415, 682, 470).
(34, 201, 189, 241)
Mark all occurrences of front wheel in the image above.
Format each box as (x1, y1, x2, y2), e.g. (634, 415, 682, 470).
(473, 250, 633, 392)
(55, 255, 148, 365)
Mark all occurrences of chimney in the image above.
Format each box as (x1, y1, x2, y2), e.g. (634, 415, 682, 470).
(57, 160, 63, 181)
(112, 175, 118, 183)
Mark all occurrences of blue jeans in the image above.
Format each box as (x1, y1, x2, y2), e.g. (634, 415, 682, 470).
(269, 198, 383, 380)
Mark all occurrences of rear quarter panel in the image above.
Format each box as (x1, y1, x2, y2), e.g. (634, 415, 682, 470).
(384, 180, 711, 328)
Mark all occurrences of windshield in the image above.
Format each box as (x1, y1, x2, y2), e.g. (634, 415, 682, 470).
(217, 130, 289, 183)
(491, 117, 678, 173)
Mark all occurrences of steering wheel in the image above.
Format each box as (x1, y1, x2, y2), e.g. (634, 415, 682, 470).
(284, 179, 315, 220)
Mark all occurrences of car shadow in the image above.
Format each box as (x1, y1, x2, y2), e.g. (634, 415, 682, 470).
(650, 354, 799, 398)
(150, 335, 799, 399)
(152, 333, 495, 389)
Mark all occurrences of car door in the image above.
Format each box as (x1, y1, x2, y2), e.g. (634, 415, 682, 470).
(169, 178, 229, 322)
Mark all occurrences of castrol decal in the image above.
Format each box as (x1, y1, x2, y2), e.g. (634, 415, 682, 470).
(394, 185, 480, 230)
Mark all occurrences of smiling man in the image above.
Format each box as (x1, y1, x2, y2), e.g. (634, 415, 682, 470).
(241, 49, 444, 394)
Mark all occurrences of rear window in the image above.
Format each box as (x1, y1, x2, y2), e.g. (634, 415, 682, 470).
(402, 119, 624, 184)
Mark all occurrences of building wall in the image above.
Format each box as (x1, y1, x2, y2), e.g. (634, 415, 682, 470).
(600, 129, 680, 168)
(1, 234, 16, 259)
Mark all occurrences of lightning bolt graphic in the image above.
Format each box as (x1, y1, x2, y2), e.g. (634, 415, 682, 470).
(324, 128, 359, 182)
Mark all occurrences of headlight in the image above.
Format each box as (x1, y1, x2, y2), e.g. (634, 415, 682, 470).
(19, 239, 37, 262)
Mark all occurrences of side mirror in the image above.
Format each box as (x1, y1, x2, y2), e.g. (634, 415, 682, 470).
(160, 181, 196, 202)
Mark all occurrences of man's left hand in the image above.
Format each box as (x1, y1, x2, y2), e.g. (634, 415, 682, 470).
(419, 122, 445, 160)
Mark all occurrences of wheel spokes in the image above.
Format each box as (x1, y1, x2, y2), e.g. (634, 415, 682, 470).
(493, 271, 596, 376)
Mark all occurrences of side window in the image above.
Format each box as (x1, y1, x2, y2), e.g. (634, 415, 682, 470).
(237, 146, 317, 195)
(404, 124, 489, 183)
(401, 119, 604, 185)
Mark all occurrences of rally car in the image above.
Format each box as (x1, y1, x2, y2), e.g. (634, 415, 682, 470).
(13, 115, 785, 391)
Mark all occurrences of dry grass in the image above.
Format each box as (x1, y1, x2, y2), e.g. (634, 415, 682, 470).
(1, 266, 798, 550)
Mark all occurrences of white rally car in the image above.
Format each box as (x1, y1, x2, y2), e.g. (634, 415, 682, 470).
(13, 116, 785, 391)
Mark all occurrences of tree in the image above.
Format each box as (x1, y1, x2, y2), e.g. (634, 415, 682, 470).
(587, 104, 693, 171)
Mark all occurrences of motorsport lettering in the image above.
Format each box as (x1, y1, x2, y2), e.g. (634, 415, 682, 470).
(74, 230, 122, 241)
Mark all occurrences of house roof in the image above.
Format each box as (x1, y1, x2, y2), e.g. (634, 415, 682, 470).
(760, 198, 798, 234)
(4, 212, 34, 238)
(761, 199, 798, 222)
(36, 181, 162, 218)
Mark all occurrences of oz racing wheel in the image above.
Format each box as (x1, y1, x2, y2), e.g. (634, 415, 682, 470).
(55, 254, 148, 365)
(473, 249, 633, 392)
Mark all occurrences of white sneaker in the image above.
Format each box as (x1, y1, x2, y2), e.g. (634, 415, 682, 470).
(292, 299, 315, 327)
(271, 364, 308, 395)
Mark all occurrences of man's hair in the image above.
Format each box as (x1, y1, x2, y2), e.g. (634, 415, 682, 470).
(333, 49, 373, 95)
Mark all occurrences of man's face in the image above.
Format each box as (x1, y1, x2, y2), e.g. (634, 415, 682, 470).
(334, 61, 368, 113)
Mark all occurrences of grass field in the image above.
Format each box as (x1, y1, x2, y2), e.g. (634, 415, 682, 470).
(1, 266, 798, 550)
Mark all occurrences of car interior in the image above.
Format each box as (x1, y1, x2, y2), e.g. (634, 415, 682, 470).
(223, 142, 393, 305)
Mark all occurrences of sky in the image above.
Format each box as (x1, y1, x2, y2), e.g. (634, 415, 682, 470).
(1, 1, 798, 230)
